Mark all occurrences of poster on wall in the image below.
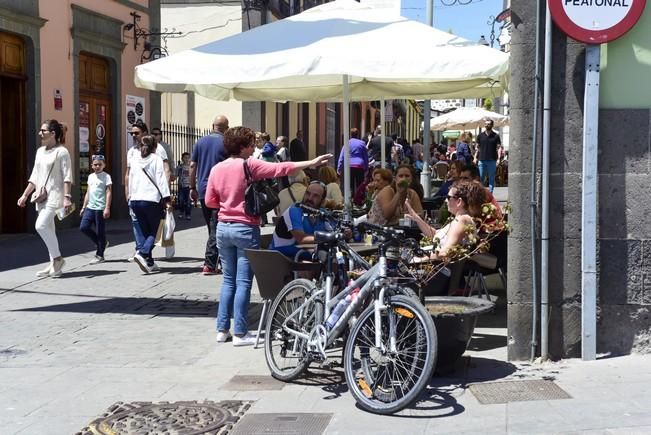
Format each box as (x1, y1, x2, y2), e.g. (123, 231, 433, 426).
(125, 95, 145, 150)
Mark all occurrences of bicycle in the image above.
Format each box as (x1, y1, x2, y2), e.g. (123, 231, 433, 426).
(264, 219, 437, 414)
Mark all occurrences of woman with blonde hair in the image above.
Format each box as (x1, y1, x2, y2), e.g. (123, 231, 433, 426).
(318, 166, 343, 208)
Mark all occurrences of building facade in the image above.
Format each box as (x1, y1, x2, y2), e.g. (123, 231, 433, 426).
(509, 1, 651, 359)
(0, 0, 162, 232)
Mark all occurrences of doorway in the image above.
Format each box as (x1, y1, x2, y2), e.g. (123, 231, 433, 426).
(0, 32, 27, 233)
(79, 53, 112, 205)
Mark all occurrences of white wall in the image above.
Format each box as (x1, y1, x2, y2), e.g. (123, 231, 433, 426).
(161, 3, 243, 128)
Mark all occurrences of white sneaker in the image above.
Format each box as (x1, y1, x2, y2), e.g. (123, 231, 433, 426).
(133, 253, 151, 274)
(127, 250, 138, 262)
(216, 331, 232, 343)
(49, 257, 65, 278)
(233, 332, 257, 347)
(149, 262, 161, 273)
(89, 255, 105, 265)
(35, 263, 52, 277)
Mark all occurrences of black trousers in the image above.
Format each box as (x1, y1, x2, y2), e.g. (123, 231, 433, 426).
(200, 198, 220, 269)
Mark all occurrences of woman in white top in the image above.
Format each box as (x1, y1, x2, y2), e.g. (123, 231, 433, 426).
(17, 120, 72, 278)
(405, 180, 487, 296)
(128, 135, 172, 274)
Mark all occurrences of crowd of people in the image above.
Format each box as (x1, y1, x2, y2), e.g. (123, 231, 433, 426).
(17, 114, 504, 346)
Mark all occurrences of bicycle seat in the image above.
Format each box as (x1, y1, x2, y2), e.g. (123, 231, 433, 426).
(314, 231, 338, 244)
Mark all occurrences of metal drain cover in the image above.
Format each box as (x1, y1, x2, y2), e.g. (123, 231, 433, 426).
(469, 379, 572, 404)
(77, 400, 251, 435)
(222, 375, 286, 391)
(230, 413, 332, 435)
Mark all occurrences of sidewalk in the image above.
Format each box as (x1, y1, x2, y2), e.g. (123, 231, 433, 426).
(1, 216, 650, 434)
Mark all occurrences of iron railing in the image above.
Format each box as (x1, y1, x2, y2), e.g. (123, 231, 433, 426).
(160, 122, 212, 198)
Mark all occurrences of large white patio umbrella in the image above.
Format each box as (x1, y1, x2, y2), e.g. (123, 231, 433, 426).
(430, 107, 510, 131)
(135, 0, 509, 205)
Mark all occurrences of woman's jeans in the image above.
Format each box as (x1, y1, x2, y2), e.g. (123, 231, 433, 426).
(216, 222, 260, 335)
(128, 200, 145, 253)
(130, 200, 163, 266)
(478, 159, 497, 192)
(35, 206, 61, 260)
(80, 208, 107, 257)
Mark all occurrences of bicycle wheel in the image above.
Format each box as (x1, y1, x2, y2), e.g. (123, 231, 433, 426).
(264, 279, 323, 382)
(343, 293, 437, 414)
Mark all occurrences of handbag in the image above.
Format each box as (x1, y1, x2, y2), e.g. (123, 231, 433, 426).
(243, 160, 279, 217)
(31, 151, 58, 204)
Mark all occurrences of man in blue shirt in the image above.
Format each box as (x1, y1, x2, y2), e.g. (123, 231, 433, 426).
(190, 115, 229, 274)
(270, 181, 332, 259)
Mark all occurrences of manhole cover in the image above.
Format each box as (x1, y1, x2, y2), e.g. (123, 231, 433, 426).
(222, 375, 285, 391)
(230, 413, 332, 435)
(469, 379, 572, 404)
(77, 400, 251, 435)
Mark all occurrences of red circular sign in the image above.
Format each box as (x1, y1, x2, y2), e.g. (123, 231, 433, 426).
(549, 0, 647, 44)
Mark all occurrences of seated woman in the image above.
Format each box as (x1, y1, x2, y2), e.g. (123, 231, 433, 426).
(433, 159, 465, 199)
(368, 164, 423, 226)
(318, 166, 343, 209)
(405, 180, 488, 296)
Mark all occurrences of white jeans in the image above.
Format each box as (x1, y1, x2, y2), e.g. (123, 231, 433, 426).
(35, 206, 61, 260)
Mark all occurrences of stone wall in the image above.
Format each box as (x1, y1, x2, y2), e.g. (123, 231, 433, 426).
(508, 0, 651, 360)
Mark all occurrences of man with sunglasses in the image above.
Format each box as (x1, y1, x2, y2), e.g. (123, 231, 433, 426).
(269, 180, 332, 259)
(151, 127, 175, 183)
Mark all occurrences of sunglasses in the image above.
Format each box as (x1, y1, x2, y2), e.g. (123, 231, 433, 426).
(39, 129, 50, 133)
(310, 180, 327, 189)
(447, 194, 460, 200)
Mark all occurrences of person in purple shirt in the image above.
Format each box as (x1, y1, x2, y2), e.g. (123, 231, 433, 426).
(337, 127, 369, 195)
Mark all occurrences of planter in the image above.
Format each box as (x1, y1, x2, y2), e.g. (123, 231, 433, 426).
(423, 296, 495, 372)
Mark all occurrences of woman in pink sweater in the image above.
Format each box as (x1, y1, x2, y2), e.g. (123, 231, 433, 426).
(205, 126, 331, 346)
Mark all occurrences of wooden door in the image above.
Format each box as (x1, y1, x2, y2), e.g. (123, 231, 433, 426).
(79, 53, 111, 205)
(0, 32, 26, 233)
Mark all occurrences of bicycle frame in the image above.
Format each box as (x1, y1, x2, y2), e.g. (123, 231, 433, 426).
(281, 238, 396, 361)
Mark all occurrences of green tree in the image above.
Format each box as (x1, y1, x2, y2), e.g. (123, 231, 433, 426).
(483, 98, 493, 111)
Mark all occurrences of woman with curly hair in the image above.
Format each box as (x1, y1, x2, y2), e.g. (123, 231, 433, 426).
(205, 126, 331, 346)
(405, 179, 488, 296)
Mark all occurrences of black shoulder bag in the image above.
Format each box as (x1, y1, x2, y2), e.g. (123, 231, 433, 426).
(243, 160, 280, 217)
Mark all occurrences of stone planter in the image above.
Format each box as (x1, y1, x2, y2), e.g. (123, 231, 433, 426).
(423, 296, 495, 372)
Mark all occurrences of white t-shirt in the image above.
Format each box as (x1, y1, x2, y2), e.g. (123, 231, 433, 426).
(86, 172, 112, 211)
(127, 145, 168, 168)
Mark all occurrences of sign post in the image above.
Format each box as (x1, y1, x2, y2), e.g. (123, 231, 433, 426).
(548, 0, 646, 361)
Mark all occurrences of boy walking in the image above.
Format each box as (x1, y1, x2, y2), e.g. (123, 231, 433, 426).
(80, 155, 112, 263)
(176, 152, 192, 219)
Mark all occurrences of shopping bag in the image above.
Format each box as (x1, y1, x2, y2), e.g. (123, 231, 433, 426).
(155, 210, 175, 248)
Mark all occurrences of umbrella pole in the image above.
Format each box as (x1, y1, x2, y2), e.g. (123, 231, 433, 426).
(380, 99, 386, 169)
(343, 74, 351, 213)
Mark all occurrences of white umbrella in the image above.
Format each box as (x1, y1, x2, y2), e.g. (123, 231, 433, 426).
(135, 0, 509, 206)
(429, 107, 510, 131)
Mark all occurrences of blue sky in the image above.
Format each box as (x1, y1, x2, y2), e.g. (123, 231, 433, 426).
(400, 0, 507, 45)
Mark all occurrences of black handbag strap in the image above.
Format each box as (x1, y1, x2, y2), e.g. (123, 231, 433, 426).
(243, 159, 253, 185)
(142, 167, 164, 200)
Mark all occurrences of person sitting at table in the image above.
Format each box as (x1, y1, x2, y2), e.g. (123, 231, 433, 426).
(458, 164, 503, 219)
(405, 179, 488, 296)
(432, 159, 465, 199)
(317, 166, 343, 209)
(367, 164, 423, 226)
(269, 181, 333, 259)
(276, 170, 309, 216)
